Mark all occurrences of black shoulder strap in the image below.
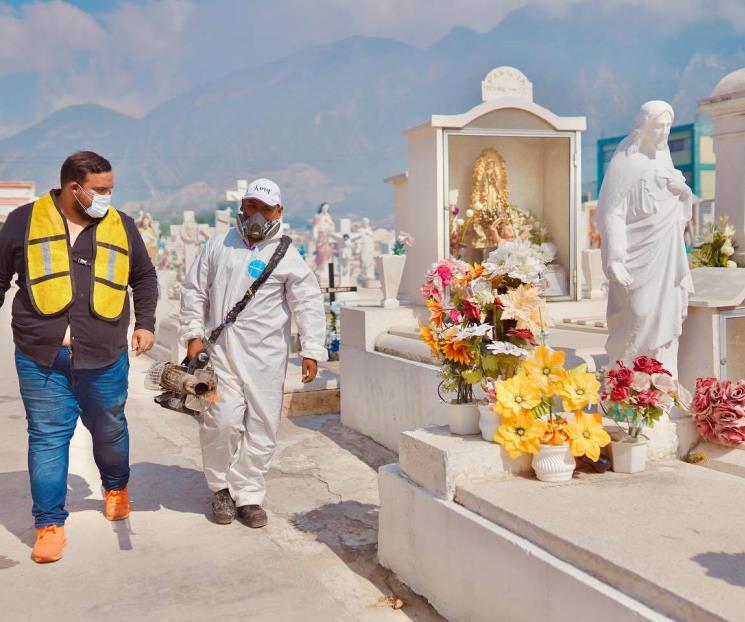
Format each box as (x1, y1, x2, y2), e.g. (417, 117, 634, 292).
(206, 235, 292, 345)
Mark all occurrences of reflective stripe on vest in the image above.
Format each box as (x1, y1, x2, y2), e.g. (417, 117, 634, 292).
(25, 193, 74, 316)
(25, 193, 130, 320)
(92, 207, 130, 321)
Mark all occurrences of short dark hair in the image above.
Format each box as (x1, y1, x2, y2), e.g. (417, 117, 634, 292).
(60, 151, 112, 186)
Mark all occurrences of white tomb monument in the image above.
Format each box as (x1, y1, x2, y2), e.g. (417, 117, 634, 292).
(386, 66, 586, 302)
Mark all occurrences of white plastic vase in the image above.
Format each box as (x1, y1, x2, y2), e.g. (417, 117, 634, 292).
(376, 254, 406, 309)
(478, 403, 500, 442)
(531, 444, 575, 482)
(610, 438, 648, 473)
(446, 401, 480, 436)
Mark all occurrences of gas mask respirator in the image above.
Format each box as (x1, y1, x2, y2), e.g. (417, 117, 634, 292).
(237, 212, 281, 244)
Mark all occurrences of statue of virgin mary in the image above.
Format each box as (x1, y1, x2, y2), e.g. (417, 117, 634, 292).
(598, 100, 694, 378)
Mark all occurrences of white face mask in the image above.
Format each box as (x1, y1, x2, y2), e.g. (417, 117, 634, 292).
(75, 185, 111, 219)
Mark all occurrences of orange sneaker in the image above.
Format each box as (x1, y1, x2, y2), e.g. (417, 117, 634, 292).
(31, 525, 65, 563)
(104, 487, 130, 521)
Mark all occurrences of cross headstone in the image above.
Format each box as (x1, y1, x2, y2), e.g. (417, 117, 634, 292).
(319, 262, 357, 303)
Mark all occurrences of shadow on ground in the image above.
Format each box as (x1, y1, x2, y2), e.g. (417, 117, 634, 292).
(0, 462, 209, 549)
(692, 552, 745, 587)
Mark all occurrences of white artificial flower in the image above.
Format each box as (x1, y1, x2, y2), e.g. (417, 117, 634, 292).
(484, 238, 548, 285)
(485, 341, 530, 358)
(722, 242, 735, 257)
(538, 242, 557, 264)
(474, 289, 496, 307)
(631, 371, 652, 392)
(676, 382, 692, 410)
(724, 224, 736, 238)
(651, 373, 676, 393)
(656, 391, 674, 411)
(728, 261, 738, 269)
(454, 324, 493, 341)
(465, 209, 474, 218)
(455, 218, 465, 226)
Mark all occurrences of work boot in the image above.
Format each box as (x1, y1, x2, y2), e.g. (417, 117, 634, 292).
(237, 504, 268, 528)
(104, 487, 130, 521)
(212, 489, 236, 524)
(31, 525, 66, 563)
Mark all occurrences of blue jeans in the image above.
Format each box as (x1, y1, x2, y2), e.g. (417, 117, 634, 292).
(15, 348, 130, 527)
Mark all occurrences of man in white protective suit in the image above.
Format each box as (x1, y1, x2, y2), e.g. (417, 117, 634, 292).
(180, 178, 327, 527)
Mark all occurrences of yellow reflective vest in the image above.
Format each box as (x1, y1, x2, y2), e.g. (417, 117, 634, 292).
(25, 192, 130, 321)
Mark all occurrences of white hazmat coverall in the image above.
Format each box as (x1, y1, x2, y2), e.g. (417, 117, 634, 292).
(180, 228, 327, 506)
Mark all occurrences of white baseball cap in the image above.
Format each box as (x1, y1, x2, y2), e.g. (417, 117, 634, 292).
(243, 178, 281, 207)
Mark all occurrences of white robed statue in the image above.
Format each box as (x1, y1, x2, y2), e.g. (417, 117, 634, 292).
(598, 100, 693, 378)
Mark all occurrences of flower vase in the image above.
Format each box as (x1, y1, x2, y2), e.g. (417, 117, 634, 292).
(609, 437, 648, 474)
(531, 444, 575, 482)
(446, 401, 480, 436)
(376, 254, 406, 309)
(478, 403, 500, 442)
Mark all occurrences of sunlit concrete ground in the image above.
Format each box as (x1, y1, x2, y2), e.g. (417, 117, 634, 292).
(0, 297, 441, 622)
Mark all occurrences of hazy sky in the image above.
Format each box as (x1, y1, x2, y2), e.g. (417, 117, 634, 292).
(1, 0, 744, 137)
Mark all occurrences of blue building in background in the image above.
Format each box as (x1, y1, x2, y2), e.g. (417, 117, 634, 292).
(596, 123, 716, 200)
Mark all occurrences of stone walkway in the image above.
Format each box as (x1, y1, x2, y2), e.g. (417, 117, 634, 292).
(0, 302, 442, 622)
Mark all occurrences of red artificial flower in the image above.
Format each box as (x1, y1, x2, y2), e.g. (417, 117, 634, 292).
(693, 389, 712, 418)
(632, 355, 669, 375)
(449, 308, 462, 324)
(695, 377, 718, 396)
(507, 328, 537, 345)
(634, 389, 658, 407)
(461, 299, 481, 322)
(610, 385, 630, 402)
(726, 381, 745, 404)
(608, 363, 634, 387)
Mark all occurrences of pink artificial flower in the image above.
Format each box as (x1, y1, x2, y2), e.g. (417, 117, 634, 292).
(709, 381, 728, 406)
(714, 425, 745, 447)
(420, 283, 442, 302)
(695, 377, 718, 396)
(693, 390, 712, 418)
(726, 381, 745, 404)
(436, 264, 453, 287)
(695, 413, 717, 442)
(634, 389, 658, 407)
(449, 308, 462, 324)
(462, 299, 481, 322)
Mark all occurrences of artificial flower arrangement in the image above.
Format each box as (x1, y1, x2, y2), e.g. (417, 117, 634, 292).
(418, 239, 552, 407)
(492, 346, 609, 466)
(690, 215, 738, 269)
(601, 356, 690, 439)
(392, 231, 415, 256)
(693, 377, 745, 447)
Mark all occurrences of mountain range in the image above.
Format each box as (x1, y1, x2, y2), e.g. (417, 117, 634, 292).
(0, 2, 743, 225)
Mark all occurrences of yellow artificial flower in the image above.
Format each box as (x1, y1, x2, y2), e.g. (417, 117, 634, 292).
(426, 298, 445, 327)
(522, 346, 567, 392)
(558, 371, 601, 412)
(457, 263, 486, 288)
(495, 411, 547, 459)
(493, 374, 543, 417)
(541, 418, 570, 446)
(498, 284, 548, 334)
(442, 337, 472, 366)
(418, 323, 440, 357)
(565, 412, 611, 462)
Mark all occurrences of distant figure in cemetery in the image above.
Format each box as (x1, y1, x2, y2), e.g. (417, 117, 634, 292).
(357, 217, 376, 283)
(180, 178, 326, 528)
(136, 211, 159, 260)
(0, 151, 157, 563)
(311, 202, 335, 275)
(598, 100, 693, 378)
(180, 210, 207, 273)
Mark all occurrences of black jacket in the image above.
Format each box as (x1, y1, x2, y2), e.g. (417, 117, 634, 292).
(0, 190, 158, 369)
